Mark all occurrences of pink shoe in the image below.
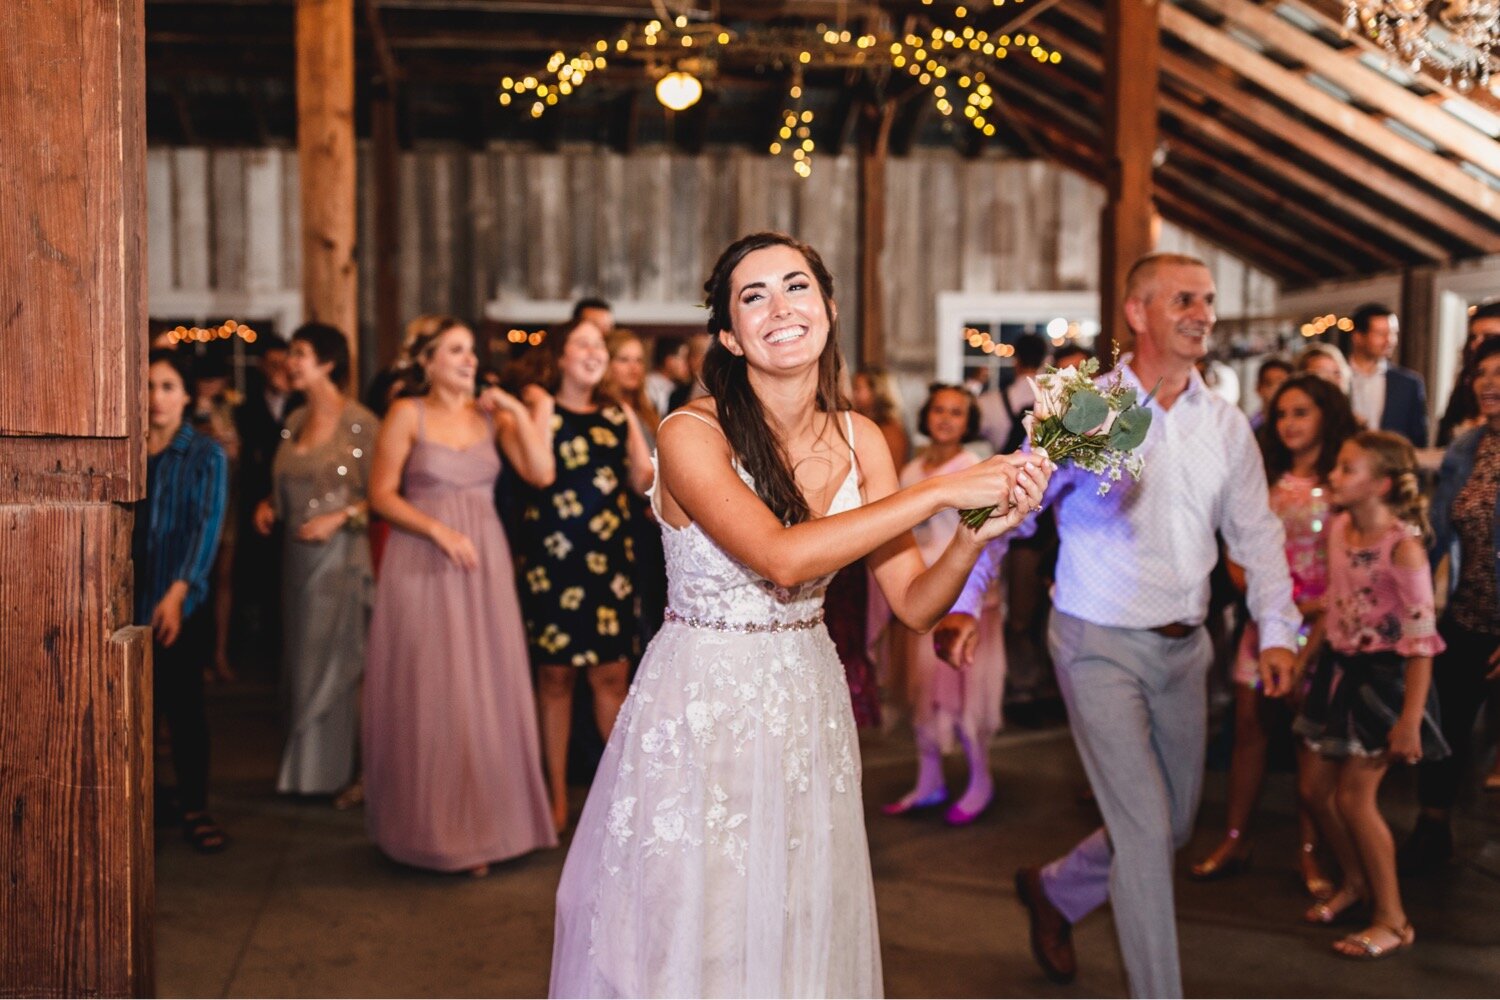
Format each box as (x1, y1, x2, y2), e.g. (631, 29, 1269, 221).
(882, 787, 948, 816)
(944, 790, 993, 826)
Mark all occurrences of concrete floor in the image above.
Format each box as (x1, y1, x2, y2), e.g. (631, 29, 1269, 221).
(157, 685, 1500, 998)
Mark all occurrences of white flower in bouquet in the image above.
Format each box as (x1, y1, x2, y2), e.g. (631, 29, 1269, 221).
(1028, 371, 1067, 420)
(961, 356, 1155, 528)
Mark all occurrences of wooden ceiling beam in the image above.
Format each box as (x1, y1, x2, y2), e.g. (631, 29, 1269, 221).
(1159, 1, 1500, 229)
(1193, 0, 1500, 179)
(1290, 0, 1500, 115)
(889, 87, 931, 155)
(1156, 158, 1355, 277)
(999, 46, 1397, 270)
(1047, 3, 1495, 253)
(987, 72, 1324, 281)
(824, 71, 865, 157)
(986, 0, 1069, 35)
(1036, 17, 1458, 262)
(991, 83, 1319, 281)
(362, 0, 402, 89)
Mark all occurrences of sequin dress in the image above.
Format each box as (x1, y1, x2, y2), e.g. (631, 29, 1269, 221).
(272, 402, 377, 794)
(550, 411, 881, 998)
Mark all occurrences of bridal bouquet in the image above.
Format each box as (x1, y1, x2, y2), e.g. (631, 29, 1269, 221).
(960, 357, 1154, 528)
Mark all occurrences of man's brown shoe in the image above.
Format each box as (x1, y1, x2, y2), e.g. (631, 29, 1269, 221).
(1015, 866, 1076, 984)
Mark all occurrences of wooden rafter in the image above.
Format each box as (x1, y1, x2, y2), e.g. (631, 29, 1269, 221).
(986, 66, 1325, 280)
(1020, 23, 1430, 265)
(1293, 0, 1500, 116)
(1048, 2, 1496, 253)
(1001, 45, 1391, 271)
(1192, 0, 1500, 179)
(1159, 1, 1500, 227)
(989, 77, 1323, 281)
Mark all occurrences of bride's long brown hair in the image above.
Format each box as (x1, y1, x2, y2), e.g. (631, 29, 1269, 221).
(701, 232, 850, 526)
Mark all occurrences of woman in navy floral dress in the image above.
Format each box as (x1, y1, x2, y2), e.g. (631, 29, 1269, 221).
(517, 317, 653, 832)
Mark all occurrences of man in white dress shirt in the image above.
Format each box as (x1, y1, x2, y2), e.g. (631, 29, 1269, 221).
(935, 253, 1300, 999)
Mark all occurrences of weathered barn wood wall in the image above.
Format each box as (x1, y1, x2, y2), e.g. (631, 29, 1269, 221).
(146, 144, 1277, 378)
(2, 0, 154, 993)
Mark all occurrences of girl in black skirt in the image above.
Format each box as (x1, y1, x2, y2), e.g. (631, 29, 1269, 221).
(1294, 431, 1449, 960)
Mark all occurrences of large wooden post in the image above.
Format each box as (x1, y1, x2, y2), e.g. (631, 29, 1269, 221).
(371, 93, 403, 369)
(297, 0, 359, 376)
(857, 101, 895, 370)
(1099, 0, 1160, 359)
(0, 0, 153, 994)
(365, 0, 404, 369)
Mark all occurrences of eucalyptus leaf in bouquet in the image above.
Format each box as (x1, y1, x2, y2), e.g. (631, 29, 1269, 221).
(960, 357, 1155, 529)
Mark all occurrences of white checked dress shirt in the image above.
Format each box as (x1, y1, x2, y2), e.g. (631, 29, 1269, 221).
(1348, 359, 1387, 432)
(953, 363, 1302, 652)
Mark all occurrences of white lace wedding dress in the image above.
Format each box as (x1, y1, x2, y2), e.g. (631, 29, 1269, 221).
(550, 411, 882, 999)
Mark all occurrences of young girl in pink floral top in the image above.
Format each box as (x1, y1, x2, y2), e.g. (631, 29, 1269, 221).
(1295, 431, 1449, 961)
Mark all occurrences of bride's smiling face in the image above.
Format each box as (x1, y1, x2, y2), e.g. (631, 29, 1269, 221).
(720, 244, 834, 374)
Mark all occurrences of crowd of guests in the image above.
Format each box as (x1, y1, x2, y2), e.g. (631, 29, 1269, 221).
(136, 288, 1500, 960)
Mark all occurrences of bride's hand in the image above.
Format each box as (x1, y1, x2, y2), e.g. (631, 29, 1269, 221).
(969, 457, 1051, 541)
(941, 454, 1023, 512)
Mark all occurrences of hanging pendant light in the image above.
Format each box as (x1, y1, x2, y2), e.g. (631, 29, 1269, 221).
(655, 69, 703, 111)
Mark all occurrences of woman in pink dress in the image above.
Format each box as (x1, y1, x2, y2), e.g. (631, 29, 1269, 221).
(363, 318, 558, 874)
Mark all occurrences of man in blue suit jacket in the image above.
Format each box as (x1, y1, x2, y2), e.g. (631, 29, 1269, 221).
(1347, 303, 1429, 447)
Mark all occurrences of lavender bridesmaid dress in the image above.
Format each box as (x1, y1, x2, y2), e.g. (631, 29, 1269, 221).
(362, 403, 557, 871)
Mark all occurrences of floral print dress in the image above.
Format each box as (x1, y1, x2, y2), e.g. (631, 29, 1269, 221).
(517, 403, 638, 667)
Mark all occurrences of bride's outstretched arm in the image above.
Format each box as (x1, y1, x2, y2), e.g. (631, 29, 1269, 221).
(656, 410, 1046, 621)
(861, 434, 1046, 633)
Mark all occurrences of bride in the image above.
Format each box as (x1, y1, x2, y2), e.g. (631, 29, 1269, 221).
(549, 232, 1049, 999)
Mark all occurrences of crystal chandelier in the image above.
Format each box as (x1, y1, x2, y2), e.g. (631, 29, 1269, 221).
(1345, 0, 1500, 92)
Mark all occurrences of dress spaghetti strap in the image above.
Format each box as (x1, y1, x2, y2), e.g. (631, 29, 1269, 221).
(650, 409, 724, 523)
(658, 408, 725, 437)
(843, 409, 861, 487)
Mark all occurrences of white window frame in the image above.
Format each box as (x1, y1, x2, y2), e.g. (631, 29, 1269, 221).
(483, 298, 707, 327)
(934, 290, 1101, 384)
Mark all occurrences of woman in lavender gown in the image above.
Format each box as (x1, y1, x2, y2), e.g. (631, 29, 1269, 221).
(363, 318, 557, 874)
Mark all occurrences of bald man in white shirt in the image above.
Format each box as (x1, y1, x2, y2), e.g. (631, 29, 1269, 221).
(935, 253, 1301, 999)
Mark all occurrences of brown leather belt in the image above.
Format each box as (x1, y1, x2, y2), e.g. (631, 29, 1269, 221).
(1150, 622, 1197, 639)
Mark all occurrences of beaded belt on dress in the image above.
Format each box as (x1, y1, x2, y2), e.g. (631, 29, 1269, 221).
(663, 607, 825, 633)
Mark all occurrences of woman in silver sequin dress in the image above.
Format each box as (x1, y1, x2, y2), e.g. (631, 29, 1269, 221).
(255, 323, 377, 796)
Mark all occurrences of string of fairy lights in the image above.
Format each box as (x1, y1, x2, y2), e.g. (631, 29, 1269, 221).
(494, 2, 1061, 179)
(1301, 314, 1356, 338)
(164, 319, 259, 345)
(769, 78, 816, 178)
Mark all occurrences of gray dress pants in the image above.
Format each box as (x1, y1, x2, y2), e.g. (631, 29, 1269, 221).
(1038, 610, 1213, 999)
